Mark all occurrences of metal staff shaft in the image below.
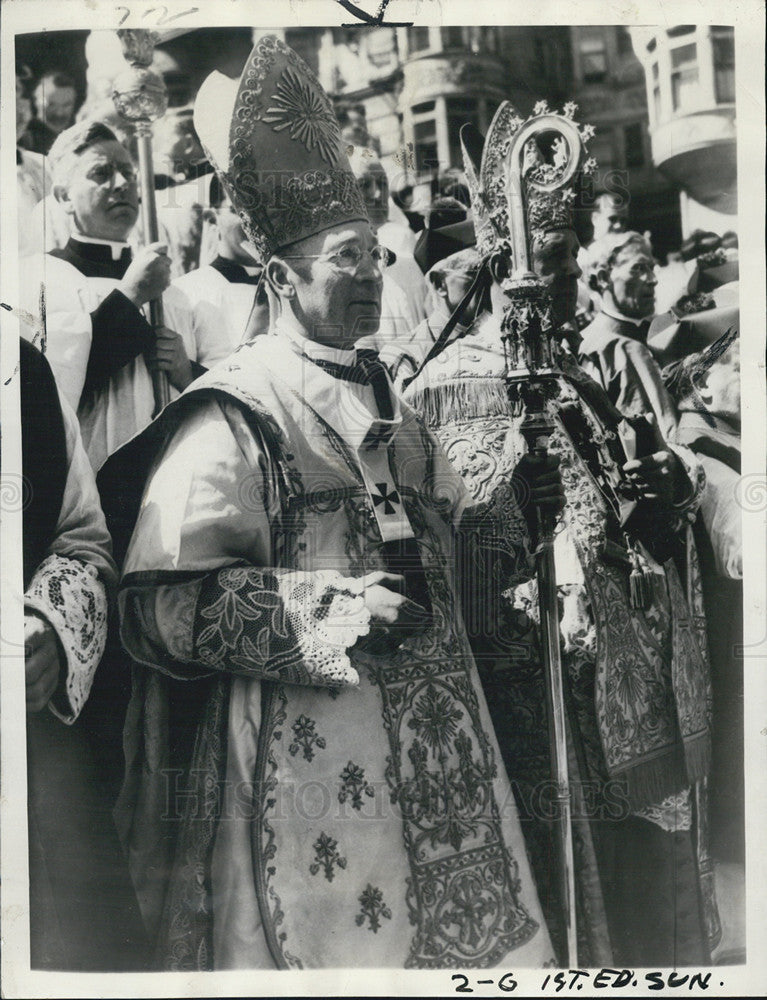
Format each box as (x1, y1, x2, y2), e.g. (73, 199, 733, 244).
(537, 529, 577, 965)
(518, 397, 577, 966)
(113, 29, 170, 416)
(135, 123, 169, 413)
(500, 110, 586, 966)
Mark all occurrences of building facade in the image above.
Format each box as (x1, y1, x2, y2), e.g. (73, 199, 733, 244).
(630, 25, 737, 237)
(267, 24, 683, 256)
(27, 23, 729, 255)
(568, 26, 682, 257)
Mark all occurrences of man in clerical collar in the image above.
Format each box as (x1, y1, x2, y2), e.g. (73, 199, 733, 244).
(20, 118, 203, 472)
(171, 174, 268, 364)
(112, 34, 561, 972)
(578, 230, 679, 442)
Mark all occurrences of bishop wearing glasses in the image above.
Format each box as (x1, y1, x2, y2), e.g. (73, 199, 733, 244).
(113, 36, 561, 971)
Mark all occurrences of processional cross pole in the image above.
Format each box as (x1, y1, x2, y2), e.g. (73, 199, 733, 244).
(500, 112, 587, 967)
(112, 29, 170, 415)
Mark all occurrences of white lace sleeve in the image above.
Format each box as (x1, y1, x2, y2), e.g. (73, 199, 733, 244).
(277, 570, 372, 687)
(24, 554, 108, 723)
(122, 566, 372, 688)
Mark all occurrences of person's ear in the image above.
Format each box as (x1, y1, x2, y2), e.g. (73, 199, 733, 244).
(429, 271, 447, 299)
(53, 183, 74, 215)
(595, 266, 611, 293)
(266, 257, 297, 301)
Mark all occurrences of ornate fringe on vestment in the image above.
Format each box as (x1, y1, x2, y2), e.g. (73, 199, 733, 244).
(407, 375, 516, 429)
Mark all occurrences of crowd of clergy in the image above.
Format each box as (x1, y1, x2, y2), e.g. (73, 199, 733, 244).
(12, 42, 743, 973)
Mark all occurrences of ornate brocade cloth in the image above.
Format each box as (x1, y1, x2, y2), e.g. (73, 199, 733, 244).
(404, 319, 711, 818)
(402, 321, 718, 963)
(116, 333, 555, 970)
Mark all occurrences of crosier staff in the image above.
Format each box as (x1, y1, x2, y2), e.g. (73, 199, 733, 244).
(112, 29, 170, 414)
(499, 113, 586, 967)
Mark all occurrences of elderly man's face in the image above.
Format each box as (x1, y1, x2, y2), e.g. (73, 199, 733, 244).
(532, 228, 582, 328)
(276, 221, 384, 348)
(58, 139, 138, 241)
(354, 159, 389, 230)
(37, 83, 77, 135)
(605, 243, 657, 319)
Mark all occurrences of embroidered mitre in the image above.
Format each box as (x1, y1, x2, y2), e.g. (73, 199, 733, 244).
(194, 34, 368, 264)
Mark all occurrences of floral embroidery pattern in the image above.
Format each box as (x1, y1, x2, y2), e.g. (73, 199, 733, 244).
(288, 714, 327, 762)
(338, 761, 375, 810)
(396, 724, 494, 854)
(408, 684, 463, 757)
(370, 658, 537, 966)
(195, 568, 289, 670)
(263, 64, 341, 164)
(309, 832, 347, 882)
(355, 884, 392, 933)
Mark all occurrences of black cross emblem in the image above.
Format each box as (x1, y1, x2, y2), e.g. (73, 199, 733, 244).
(362, 424, 393, 450)
(371, 482, 400, 515)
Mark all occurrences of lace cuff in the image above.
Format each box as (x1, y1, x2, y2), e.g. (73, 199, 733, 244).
(24, 554, 108, 724)
(193, 567, 370, 688)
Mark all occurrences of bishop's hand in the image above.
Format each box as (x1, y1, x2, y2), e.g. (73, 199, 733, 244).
(25, 611, 64, 713)
(622, 450, 690, 507)
(515, 452, 566, 545)
(354, 571, 430, 655)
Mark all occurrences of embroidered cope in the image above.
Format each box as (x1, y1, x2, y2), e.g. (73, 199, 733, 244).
(117, 331, 552, 970)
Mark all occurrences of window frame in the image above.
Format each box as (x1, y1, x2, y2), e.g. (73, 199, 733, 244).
(578, 30, 609, 85)
(407, 25, 432, 55)
(669, 40, 700, 113)
(712, 29, 735, 104)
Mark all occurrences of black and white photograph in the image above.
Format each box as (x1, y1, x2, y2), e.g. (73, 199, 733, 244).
(1, 1, 764, 995)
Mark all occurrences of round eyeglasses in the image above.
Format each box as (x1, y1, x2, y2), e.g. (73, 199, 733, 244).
(283, 244, 394, 275)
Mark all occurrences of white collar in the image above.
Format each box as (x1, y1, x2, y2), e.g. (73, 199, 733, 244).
(268, 323, 401, 452)
(71, 233, 131, 261)
(275, 316, 359, 366)
(600, 301, 654, 328)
